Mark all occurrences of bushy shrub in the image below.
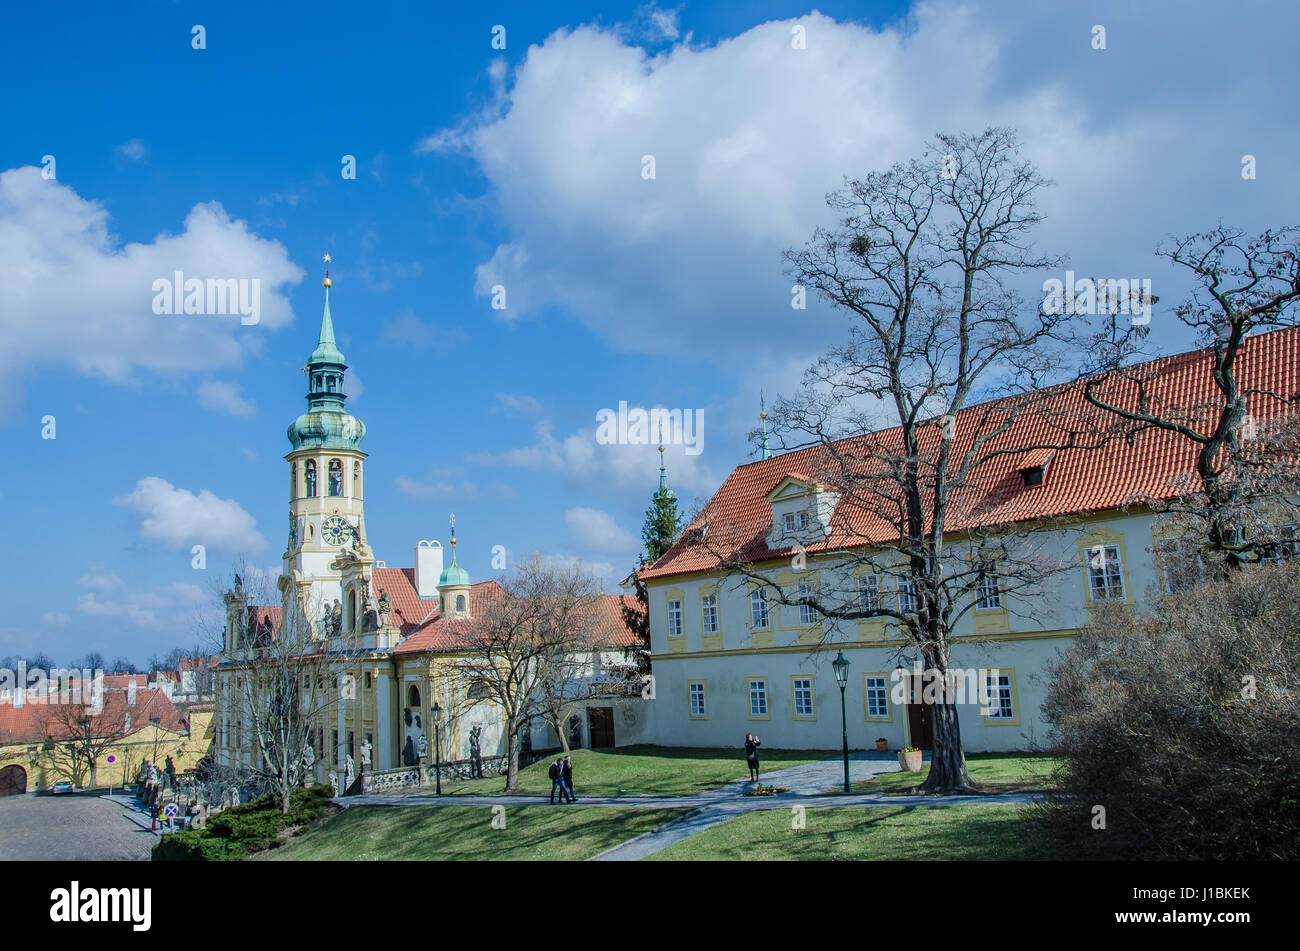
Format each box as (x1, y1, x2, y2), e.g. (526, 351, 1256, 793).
(1039, 562, 1300, 860)
(152, 784, 337, 861)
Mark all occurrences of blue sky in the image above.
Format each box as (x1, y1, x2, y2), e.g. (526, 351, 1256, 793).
(3, 0, 1298, 665)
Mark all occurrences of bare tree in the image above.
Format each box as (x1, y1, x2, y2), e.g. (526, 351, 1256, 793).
(40, 700, 129, 788)
(455, 555, 604, 791)
(692, 129, 1103, 792)
(205, 563, 350, 814)
(1083, 224, 1300, 575)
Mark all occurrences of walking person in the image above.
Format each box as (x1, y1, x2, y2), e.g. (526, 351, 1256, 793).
(744, 733, 761, 782)
(548, 758, 564, 804)
(561, 755, 576, 802)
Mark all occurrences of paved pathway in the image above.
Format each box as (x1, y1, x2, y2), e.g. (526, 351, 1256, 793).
(338, 752, 1042, 861)
(0, 792, 160, 861)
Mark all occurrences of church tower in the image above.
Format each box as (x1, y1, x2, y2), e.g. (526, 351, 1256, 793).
(281, 256, 369, 636)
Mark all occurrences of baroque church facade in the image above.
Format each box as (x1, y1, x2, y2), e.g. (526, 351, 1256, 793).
(213, 267, 643, 792)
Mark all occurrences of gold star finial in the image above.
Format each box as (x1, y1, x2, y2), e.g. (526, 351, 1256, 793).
(323, 252, 332, 289)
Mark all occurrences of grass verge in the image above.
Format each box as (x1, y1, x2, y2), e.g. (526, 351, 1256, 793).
(263, 804, 686, 860)
(649, 802, 1056, 860)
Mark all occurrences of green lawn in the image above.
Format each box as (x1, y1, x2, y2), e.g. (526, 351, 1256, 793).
(263, 804, 686, 861)
(833, 753, 1057, 795)
(649, 803, 1056, 860)
(444, 745, 831, 798)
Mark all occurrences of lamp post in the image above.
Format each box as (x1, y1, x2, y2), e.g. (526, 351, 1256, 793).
(832, 651, 851, 794)
(430, 701, 443, 795)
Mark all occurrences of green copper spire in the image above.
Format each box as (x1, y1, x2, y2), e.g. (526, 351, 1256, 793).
(287, 255, 365, 451)
(653, 445, 675, 502)
(309, 286, 347, 366)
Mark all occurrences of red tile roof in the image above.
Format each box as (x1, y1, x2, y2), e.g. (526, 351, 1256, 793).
(373, 566, 441, 635)
(391, 581, 642, 654)
(0, 688, 188, 746)
(642, 327, 1300, 581)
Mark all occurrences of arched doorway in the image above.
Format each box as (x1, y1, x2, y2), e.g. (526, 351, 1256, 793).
(0, 764, 28, 796)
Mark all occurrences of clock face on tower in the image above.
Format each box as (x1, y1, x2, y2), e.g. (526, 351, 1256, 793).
(321, 515, 353, 546)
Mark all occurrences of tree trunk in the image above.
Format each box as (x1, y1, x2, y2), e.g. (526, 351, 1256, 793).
(918, 699, 974, 792)
(504, 717, 520, 792)
(915, 644, 975, 793)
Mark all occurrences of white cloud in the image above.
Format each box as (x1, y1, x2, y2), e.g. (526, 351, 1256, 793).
(565, 507, 638, 552)
(534, 552, 619, 585)
(467, 411, 719, 498)
(76, 581, 209, 630)
(426, 2, 1300, 379)
(198, 379, 257, 417)
(113, 476, 268, 553)
(116, 139, 147, 162)
(0, 166, 303, 415)
(41, 612, 70, 627)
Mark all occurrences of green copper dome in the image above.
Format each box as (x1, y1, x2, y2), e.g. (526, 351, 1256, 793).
(439, 543, 471, 588)
(288, 411, 366, 451)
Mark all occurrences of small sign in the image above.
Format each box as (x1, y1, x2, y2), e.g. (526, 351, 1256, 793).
(107, 755, 115, 763)
(163, 804, 178, 819)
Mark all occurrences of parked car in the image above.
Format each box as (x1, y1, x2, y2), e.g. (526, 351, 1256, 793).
(51, 780, 74, 795)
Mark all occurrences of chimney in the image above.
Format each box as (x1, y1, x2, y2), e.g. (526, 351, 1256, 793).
(127, 680, 137, 707)
(414, 540, 443, 600)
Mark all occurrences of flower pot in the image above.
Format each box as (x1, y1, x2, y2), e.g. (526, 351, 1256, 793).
(874, 739, 889, 753)
(898, 749, 923, 772)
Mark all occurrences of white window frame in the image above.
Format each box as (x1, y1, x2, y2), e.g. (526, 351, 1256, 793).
(792, 676, 815, 719)
(666, 598, 683, 638)
(748, 678, 768, 718)
(975, 560, 1002, 610)
(1086, 545, 1125, 601)
(864, 675, 889, 719)
(984, 671, 1015, 720)
(782, 512, 796, 533)
(750, 588, 770, 629)
(897, 575, 917, 614)
(796, 510, 811, 530)
(688, 680, 707, 718)
(857, 573, 880, 611)
(797, 581, 815, 625)
(700, 593, 719, 634)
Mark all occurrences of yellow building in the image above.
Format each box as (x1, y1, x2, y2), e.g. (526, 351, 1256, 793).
(0, 686, 213, 795)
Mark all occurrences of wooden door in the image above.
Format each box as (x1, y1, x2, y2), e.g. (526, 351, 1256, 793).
(587, 706, 615, 748)
(0, 764, 27, 796)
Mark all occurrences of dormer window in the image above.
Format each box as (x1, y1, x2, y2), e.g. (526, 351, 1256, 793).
(1017, 449, 1055, 488)
(796, 511, 811, 530)
(782, 512, 796, 533)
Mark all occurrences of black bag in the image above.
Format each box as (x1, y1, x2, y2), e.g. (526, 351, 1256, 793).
(548, 762, 560, 781)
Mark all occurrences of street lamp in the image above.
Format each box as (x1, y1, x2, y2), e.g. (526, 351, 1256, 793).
(430, 701, 443, 795)
(832, 651, 851, 794)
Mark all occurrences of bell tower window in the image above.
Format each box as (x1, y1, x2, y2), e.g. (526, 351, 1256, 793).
(305, 460, 317, 497)
(326, 375, 337, 393)
(291, 461, 297, 499)
(328, 459, 343, 497)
